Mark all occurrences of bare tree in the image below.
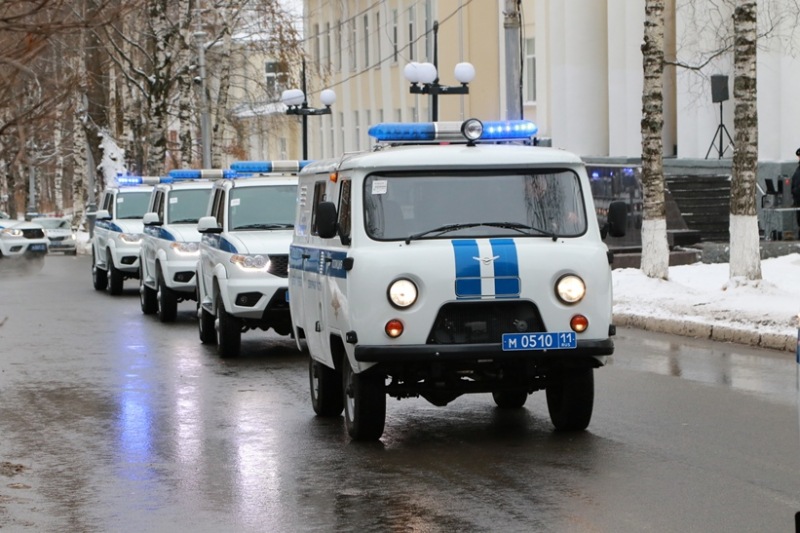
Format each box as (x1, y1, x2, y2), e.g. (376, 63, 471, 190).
(729, 1, 761, 280)
(640, 0, 670, 280)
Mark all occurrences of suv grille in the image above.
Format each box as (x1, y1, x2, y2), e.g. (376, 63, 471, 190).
(268, 254, 289, 278)
(427, 300, 546, 345)
(23, 229, 45, 239)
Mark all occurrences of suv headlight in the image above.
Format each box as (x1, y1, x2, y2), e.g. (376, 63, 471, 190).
(119, 233, 142, 244)
(1, 228, 22, 237)
(230, 254, 269, 271)
(170, 242, 200, 255)
(388, 278, 418, 308)
(555, 275, 586, 304)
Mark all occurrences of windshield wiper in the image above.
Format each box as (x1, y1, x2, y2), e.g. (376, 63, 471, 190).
(233, 223, 294, 230)
(482, 222, 558, 241)
(170, 218, 199, 224)
(405, 223, 484, 244)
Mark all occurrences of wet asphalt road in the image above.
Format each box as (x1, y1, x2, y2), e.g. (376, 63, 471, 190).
(1, 254, 799, 532)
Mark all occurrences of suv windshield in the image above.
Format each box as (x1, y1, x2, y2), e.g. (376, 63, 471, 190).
(229, 185, 296, 231)
(36, 219, 71, 229)
(364, 170, 587, 241)
(116, 192, 151, 219)
(168, 188, 212, 224)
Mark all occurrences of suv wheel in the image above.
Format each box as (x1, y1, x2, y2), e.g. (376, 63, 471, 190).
(310, 358, 343, 417)
(106, 251, 124, 295)
(156, 268, 178, 322)
(197, 288, 216, 344)
(139, 266, 157, 314)
(343, 357, 386, 441)
(92, 249, 107, 291)
(215, 295, 241, 358)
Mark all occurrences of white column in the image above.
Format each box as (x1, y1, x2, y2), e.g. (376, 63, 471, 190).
(607, 0, 644, 157)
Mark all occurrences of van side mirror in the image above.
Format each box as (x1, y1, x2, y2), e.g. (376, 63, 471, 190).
(316, 201, 338, 239)
(95, 209, 111, 221)
(197, 216, 222, 234)
(142, 212, 161, 226)
(602, 201, 628, 239)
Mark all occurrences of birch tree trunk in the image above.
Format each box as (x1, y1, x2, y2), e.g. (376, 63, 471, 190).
(145, 0, 172, 176)
(72, 97, 88, 225)
(54, 108, 65, 214)
(211, 27, 233, 169)
(729, 1, 761, 280)
(640, 0, 670, 280)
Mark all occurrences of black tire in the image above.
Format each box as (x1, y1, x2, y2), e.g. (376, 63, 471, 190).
(343, 357, 386, 441)
(92, 249, 107, 291)
(492, 390, 528, 409)
(310, 358, 343, 417)
(66, 249, 77, 256)
(197, 288, 216, 344)
(546, 368, 594, 431)
(107, 252, 124, 295)
(216, 295, 241, 358)
(156, 268, 178, 323)
(139, 267, 157, 315)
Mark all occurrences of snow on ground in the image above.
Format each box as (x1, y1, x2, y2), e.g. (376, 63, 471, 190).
(613, 253, 800, 351)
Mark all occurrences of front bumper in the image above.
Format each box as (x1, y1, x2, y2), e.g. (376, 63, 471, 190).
(161, 257, 200, 292)
(221, 277, 290, 319)
(0, 239, 48, 258)
(354, 338, 614, 363)
(108, 243, 141, 273)
(48, 239, 77, 252)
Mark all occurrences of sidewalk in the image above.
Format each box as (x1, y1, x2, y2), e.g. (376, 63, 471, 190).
(612, 246, 800, 353)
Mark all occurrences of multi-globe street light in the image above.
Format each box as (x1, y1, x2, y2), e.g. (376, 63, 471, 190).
(281, 60, 336, 160)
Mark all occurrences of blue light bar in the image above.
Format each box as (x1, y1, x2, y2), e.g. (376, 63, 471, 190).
(230, 160, 312, 173)
(117, 175, 143, 185)
(116, 175, 166, 185)
(480, 120, 538, 140)
(168, 169, 238, 180)
(368, 120, 538, 143)
(367, 123, 436, 142)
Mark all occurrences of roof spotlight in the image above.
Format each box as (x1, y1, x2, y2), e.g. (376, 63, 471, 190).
(461, 118, 483, 142)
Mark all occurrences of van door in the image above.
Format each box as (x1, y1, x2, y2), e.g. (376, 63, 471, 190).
(302, 180, 328, 360)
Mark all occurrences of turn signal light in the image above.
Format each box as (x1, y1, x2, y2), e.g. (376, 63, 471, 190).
(385, 319, 404, 338)
(570, 315, 589, 333)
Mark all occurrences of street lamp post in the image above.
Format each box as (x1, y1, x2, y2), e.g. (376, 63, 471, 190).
(194, 31, 212, 168)
(281, 59, 336, 160)
(404, 21, 475, 122)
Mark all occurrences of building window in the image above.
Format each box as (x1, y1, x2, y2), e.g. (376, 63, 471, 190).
(394, 108, 401, 122)
(354, 110, 360, 150)
(392, 10, 398, 63)
(330, 114, 335, 156)
(349, 19, 356, 71)
(363, 15, 370, 68)
(525, 38, 537, 103)
(408, 7, 416, 61)
(314, 23, 321, 70)
(339, 111, 345, 153)
(366, 110, 372, 147)
(375, 12, 381, 67)
(280, 138, 287, 160)
(265, 61, 285, 101)
(325, 22, 331, 69)
(336, 23, 343, 70)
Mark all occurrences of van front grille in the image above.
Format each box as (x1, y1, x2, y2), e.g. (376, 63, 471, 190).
(427, 300, 545, 345)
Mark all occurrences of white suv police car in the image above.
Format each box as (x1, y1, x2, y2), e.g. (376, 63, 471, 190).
(289, 119, 627, 440)
(139, 175, 215, 322)
(92, 181, 153, 294)
(0, 220, 48, 269)
(196, 162, 302, 358)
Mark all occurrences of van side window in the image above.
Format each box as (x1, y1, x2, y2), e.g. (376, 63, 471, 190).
(310, 181, 327, 235)
(338, 179, 351, 244)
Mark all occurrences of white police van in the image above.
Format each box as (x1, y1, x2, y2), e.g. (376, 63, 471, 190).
(196, 162, 303, 358)
(139, 174, 215, 322)
(289, 119, 627, 440)
(92, 181, 153, 294)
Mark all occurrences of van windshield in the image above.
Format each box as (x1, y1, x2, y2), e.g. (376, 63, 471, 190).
(229, 185, 296, 231)
(363, 171, 587, 241)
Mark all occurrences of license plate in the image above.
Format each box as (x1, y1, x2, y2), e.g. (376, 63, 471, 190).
(29, 244, 46, 252)
(502, 331, 577, 351)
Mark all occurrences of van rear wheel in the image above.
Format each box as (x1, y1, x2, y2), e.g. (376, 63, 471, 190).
(310, 358, 343, 416)
(343, 357, 385, 441)
(546, 368, 594, 431)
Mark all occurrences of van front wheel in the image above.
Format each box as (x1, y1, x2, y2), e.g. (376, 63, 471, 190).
(310, 358, 343, 417)
(546, 368, 594, 431)
(343, 358, 385, 441)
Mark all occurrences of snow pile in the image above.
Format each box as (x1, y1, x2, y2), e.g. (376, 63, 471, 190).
(613, 253, 800, 348)
(97, 132, 127, 187)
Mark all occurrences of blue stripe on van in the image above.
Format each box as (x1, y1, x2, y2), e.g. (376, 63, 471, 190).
(452, 240, 481, 299)
(491, 238, 520, 298)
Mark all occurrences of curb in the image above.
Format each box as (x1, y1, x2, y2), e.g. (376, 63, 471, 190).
(613, 313, 796, 353)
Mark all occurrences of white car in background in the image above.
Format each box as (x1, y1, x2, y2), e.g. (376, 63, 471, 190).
(139, 179, 214, 322)
(196, 162, 303, 358)
(91, 181, 153, 295)
(0, 220, 49, 271)
(36, 217, 77, 255)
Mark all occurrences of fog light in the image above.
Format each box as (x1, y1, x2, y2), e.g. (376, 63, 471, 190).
(385, 319, 404, 338)
(570, 315, 589, 333)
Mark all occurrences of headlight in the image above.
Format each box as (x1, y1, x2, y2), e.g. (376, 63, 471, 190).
(388, 278, 418, 308)
(556, 275, 586, 304)
(170, 242, 200, 255)
(70, 233, 77, 240)
(119, 233, 142, 244)
(230, 254, 269, 271)
(1, 228, 22, 237)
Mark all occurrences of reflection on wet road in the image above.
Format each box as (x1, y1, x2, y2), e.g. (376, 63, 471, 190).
(0, 256, 798, 532)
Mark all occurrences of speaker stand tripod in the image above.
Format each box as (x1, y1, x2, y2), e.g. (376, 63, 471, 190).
(705, 101, 734, 159)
